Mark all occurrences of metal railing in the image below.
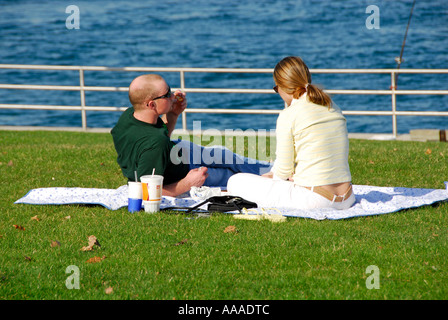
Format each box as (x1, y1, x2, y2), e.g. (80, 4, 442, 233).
(1, 64, 448, 137)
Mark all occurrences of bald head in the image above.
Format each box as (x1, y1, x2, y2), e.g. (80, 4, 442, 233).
(128, 74, 166, 110)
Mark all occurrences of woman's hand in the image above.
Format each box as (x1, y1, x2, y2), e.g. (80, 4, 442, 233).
(262, 171, 273, 179)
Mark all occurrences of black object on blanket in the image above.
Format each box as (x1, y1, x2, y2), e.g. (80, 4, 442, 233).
(161, 195, 257, 214)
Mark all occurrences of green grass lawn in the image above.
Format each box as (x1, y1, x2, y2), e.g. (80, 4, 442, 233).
(0, 130, 447, 300)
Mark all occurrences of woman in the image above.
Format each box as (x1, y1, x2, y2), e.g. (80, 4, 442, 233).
(227, 56, 355, 209)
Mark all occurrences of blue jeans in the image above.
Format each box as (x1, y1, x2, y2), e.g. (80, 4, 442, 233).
(173, 140, 272, 188)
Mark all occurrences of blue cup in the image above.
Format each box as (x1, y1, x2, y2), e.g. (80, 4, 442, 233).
(128, 198, 142, 213)
(128, 181, 143, 213)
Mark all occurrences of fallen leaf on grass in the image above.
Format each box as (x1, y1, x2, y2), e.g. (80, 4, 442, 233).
(224, 225, 238, 233)
(105, 286, 113, 294)
(24, 255, 32, 262)
(13, 225, 25, 231)
(174, 239, 188, 246)
(88, 235, 101, 247)
(50, 240, 61, 248)
(425, 148, 432, 155)
(86, 256, 106, 263)
(31, 215, 40, 222)
(81, 235, 101, 251)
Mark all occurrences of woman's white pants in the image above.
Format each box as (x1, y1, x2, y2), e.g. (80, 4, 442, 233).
(227, 173, 355, 210)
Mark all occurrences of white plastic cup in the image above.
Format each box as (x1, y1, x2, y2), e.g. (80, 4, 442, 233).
(128, 181, 142, 212)
(140, 175, 164, 213)
(142, 200, 160, 213)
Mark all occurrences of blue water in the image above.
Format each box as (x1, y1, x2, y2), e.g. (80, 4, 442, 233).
(0, 0, 447, 133)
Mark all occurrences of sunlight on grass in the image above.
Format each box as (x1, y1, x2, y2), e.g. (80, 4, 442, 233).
(0, 130, 447, 300)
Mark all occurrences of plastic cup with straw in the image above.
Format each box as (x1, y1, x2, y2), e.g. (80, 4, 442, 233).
(127, 170, 142, 212)
(141, 168, 155, 201)
(141, 168, 164, 213)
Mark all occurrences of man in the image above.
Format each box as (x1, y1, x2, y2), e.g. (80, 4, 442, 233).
(111, 74, 271, 196)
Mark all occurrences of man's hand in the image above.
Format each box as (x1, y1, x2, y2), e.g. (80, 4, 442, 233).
(163, 90, 187, 137)
(184, 167, 208, 187)
(162, 167, 208, 197)
(170, 90, 187, 116)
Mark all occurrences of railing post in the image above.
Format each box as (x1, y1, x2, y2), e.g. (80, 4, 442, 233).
(180, 70, 187, 131)
(391, 71, 397, 138)
(79, 68, 87, 130)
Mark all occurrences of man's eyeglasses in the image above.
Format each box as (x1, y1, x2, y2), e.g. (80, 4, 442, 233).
(152, 86, 172, 101)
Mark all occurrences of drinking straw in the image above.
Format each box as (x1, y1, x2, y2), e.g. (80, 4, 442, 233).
(152, 168, 155, 176)
(134, 171, 138, 182)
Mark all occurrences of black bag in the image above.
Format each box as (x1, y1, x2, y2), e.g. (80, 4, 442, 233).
(161, 195, 257, 214)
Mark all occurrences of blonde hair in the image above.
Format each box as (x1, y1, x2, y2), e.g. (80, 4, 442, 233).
(273, 56, 332, 108)
(128, 74, 164, 110)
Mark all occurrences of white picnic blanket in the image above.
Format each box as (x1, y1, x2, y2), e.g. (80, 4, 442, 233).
(14, 182, 448, 220)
